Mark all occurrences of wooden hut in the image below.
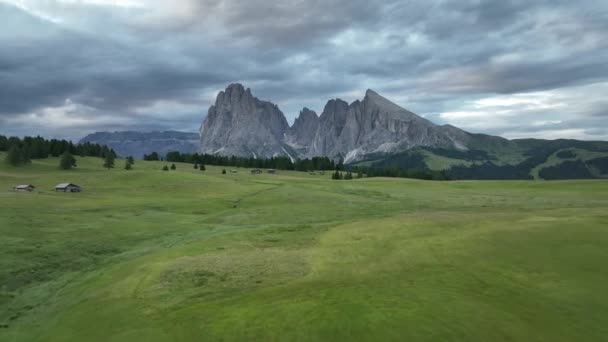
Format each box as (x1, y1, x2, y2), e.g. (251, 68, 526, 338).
(14, 184, 35, 192)
(55, 183, 82, 193)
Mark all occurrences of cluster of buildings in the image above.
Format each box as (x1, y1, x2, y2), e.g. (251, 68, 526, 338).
(13, 183, 82, 193)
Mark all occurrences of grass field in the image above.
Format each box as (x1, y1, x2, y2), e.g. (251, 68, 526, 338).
(1, 154, 608, 341)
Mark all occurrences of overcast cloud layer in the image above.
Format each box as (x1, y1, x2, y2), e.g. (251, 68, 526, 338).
(1, 0, 607, 140)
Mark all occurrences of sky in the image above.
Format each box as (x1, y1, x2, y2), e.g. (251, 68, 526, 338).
(1, 0, 607, 141)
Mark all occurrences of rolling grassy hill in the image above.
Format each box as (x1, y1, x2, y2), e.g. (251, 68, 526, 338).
(354, 140, 608, 180)
(1, 154, 608, 341)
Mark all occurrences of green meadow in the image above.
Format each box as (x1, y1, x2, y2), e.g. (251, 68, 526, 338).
(1, 154, 608, 341)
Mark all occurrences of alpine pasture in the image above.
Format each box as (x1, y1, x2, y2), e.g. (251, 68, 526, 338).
(1, 154, 608, 341)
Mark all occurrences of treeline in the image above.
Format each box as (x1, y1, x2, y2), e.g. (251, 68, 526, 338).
(347, 166, 449, 181)
(538, 160, 594, 180)
(1, 135, 115, 166)
(148, 151, 339, 171)
(445, 146, 558, 180)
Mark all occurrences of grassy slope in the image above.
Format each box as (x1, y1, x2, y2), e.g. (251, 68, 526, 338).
(1, 154, 608, 341)
(530, 148, 608, 179)
(422, 150, 472, 170)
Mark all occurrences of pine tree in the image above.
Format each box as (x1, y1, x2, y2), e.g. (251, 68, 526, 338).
(125, 160, 132, 170)
(5, 145, 23, 166)
(357, 167, 363, 178)
(21, 145, 31, 164)
(59, 151, 77, 170)
(194, 163, 199, 169)
(222, 169, 226, 174)
(170, 163, 176, 170)
(200, 164, 206, 171)
(162, 165, 169, 171)
(103, 153, 115, 169)
(126, 156, 135, 165)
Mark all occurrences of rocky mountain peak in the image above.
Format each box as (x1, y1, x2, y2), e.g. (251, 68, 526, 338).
(287, 107, 319, 150)
(200, 84, 290, 159)
(363, 88, 409, 114)
(200, 84, 472, 162)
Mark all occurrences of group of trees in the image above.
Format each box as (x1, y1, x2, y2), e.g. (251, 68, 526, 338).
(162, 151, 337, 171)
(1, 135, 115, 163)
(1, 135, 115, 168)
(161, 163, 181, 171)
(330, 166, 446, 181)
(5, 145, 31, 166)
(143, 152, 160, 161)
(331, 170, 360, 180)
(362, 167, 449, 180)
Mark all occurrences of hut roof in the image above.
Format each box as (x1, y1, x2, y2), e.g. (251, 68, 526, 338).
(55, 183, 79, 188)
(15, 184, 35, 189)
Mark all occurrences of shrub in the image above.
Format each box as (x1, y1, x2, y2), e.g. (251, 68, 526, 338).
(59, 151, 77, 170)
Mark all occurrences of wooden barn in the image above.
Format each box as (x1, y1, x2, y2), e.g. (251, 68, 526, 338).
(55, 183, 82, 193)
(14, 184, 35, 192)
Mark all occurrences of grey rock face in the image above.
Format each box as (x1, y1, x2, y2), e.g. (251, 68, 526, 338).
(285, 107, 319, 152)
(199, 84, 471, 162)
(200, 84, 290, 159)
(308, 90, 469, 162)
(79, 131, 200, 158)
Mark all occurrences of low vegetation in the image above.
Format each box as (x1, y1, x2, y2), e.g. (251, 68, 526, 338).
(1, 153, 608, 341)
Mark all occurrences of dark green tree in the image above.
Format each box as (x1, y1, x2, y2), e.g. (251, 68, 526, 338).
(125, 160, 132, 170)
(126, 156, 135, 165)
(201, 164, 206, 171)
(194, 163, 199, 169)
(5, 145, 23, 166)
(103, 153, 115, 169)
(144, 152, 159, 161)
(162, 165, 169, 171)
(170, 163, 176, 170)
(59, 151, 77, 170)
(222, 169, 226, 174)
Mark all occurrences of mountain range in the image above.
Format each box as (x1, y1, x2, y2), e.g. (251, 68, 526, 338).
(198, 84, 608, 179)
(79, 84, 608, 180)
(200, 83, 477, 163)
(79, 131, 199, 158)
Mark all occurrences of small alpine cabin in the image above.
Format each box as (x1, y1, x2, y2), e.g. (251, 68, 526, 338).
(14, 184, 35, 192)
(55, 183, 82, 192)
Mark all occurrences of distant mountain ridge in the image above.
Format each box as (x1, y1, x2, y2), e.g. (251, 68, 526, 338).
(80, 130, 199, 158)
(198, 83, 608, 179)
(200, 84, 475, 162)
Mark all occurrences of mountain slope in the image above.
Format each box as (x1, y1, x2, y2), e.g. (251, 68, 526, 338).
(79, 131, 199, 158)
(200, 84, 474, 162)
(307, 90, 471, 162)
(200, 84, 290, 159)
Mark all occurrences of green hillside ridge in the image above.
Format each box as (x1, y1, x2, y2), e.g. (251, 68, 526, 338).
(531, 148, 608, 179)
(2, 155, 608, 341)
(352, 139, 608, 180)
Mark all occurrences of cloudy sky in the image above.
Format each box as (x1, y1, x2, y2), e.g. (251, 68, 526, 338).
(1, 0, 607, 141)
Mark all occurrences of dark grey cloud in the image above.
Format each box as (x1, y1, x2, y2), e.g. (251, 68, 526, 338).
(1, 0, 608, 140)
